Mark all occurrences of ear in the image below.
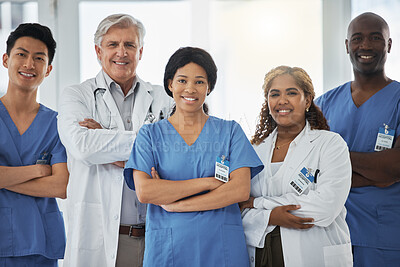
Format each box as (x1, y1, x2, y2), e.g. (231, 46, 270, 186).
(345, 39, 349, 54)
(3, 53, 9, 68)
(45, 64, 53, 77)
(168, 79, 173, 93)
(306, 95, 312, 110)
(388, 38, 392, 53)
(139, 46, 143, 60)
(95, 45, 102, 61)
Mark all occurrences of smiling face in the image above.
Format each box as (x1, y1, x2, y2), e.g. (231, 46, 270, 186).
(168, 62, 209, 116)
(95, 25, 143, 90)
(3, 36, 52, 93)
(346, 14, 391, 76)
(267, 74, 311, 131)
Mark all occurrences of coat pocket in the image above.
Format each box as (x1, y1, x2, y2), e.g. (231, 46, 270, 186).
(71, 203, 103, 250)
(377, 204, 400, 248)
(0, 207, 12, 254)
(144, 228, 173, 267)
(222, 225, 250, 267)
(323, 242, 352, 267)
(44, 211, 66, 257)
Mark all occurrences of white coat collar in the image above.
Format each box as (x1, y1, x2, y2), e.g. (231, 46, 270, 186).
(93, 71, 154, 130)
(254, 121, 321, 179)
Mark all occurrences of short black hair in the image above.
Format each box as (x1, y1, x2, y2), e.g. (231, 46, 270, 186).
(6, 23, 56, 65)
(163, 47, 217, 97)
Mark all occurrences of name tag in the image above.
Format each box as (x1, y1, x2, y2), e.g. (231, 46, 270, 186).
(375, 126, 395, 151)
(290, 167, 314, 195)
(215, 156, 230, 183)
(36, 152, 51, 165)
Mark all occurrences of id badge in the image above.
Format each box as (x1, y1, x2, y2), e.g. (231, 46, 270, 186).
(36, 152, 51, 165)
(290, 167, 314, 195)
(374, 125, 395, 151)
(215, 155, 230, 183)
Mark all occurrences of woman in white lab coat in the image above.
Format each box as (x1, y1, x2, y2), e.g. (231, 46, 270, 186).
(241, 66, 353, 267)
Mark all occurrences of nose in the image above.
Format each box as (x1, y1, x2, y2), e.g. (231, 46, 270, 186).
(116, 44, 127, 57)
(277, 94, 289, 104)
(23, 56, 35, 69)
(360, 38, 372, 49)
(184, 82, 196, 93)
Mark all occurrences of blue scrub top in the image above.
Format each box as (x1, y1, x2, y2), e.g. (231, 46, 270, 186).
(0, 101, 67, 259)
(125, 116, 263, 267)
(316, 81, 400, 250)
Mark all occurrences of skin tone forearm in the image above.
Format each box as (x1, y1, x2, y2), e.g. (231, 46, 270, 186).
(133, 168, 223, 205)
(350, 138, 400, 187)
(5, 163, 69, 198)
(160, 167, 251, 212)
(0, 164, 51, 188)
(240, 197, 314, 229)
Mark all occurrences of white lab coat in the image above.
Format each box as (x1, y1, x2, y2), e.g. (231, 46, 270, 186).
(58, 71, 173, 267)
(242, 123, 353, 267)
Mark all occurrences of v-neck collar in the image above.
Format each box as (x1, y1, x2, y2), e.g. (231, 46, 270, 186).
(166, 116, 211, 147)
(349, 81, 395, 109)
(0, 100, 42, 137)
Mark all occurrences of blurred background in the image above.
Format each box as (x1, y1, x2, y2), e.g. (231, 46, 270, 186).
(0, 0, 398, 135)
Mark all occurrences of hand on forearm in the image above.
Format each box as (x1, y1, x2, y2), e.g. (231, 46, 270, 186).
(79, 118, 103, 129)
(239, 196, 255, 211)
(112, 161, 125, 168)
(269, 205, 314, 229)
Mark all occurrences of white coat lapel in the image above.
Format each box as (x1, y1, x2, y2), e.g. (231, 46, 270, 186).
(132, 82, 153, 133)
(284, 125, 320, 178)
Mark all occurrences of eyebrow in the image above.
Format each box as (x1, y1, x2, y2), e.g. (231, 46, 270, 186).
(176, 75, 206, 79)
(15, 47, 47, 57)
(269, 87, 299, 92)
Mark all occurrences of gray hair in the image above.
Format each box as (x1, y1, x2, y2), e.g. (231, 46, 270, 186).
(94, 14, 146, 47)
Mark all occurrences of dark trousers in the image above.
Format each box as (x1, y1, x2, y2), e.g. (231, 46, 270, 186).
(255, 226, 285, 267)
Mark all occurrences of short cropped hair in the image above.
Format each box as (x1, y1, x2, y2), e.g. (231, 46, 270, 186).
(94, 14, 146, 47)
(6, 23, 56, 65)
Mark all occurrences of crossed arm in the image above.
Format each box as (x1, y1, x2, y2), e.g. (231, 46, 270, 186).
(351, 137, 400, 188)
(132, 167, 251, 212)
(0, 163, 69, 198)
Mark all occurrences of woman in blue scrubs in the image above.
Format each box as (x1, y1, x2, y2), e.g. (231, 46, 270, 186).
(124, 47, 263, 267)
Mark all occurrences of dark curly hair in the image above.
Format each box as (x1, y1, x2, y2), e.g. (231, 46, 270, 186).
(251, 66, 329, 145)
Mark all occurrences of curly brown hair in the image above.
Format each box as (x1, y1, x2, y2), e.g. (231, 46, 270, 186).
(251, 66, 329, 145)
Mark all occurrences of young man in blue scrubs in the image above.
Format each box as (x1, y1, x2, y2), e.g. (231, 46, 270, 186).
(316, 12, 400, 267)
(0, 23, 69, 266)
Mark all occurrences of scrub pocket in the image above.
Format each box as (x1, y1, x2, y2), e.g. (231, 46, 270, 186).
(144, 228, 173, 267)
(222, 225, 250, 267)
(44, 211, 66, 256)
(0, 207, 12, 254)
(71, 203, 103, 250)
(323, 243, 352, 267)
(377, 204, 400, 248)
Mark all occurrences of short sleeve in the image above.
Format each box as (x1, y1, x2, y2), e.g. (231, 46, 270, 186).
(229, 121, 264, 178)
(50, 137, 67, 165)
(50, 117, 67, 165)
(124, 125, 156, 190)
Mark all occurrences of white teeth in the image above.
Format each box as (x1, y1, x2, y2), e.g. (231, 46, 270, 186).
(20, 72, 34, 77)
(278, 110, 290, 113)
(360, 55, 373, 59)
(183, 97, 196, 101)
(114, 62, 128, 65)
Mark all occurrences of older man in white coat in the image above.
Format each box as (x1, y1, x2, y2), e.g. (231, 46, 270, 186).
(58, 14, 172, 267)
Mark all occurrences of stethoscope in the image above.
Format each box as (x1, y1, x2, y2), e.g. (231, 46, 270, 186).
(94, 88, 157, 129)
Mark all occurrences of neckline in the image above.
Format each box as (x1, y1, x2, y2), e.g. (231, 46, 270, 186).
(166, 116, 211, 147)
(349, 81, 394, 109)
(0, 100, 42, 137)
